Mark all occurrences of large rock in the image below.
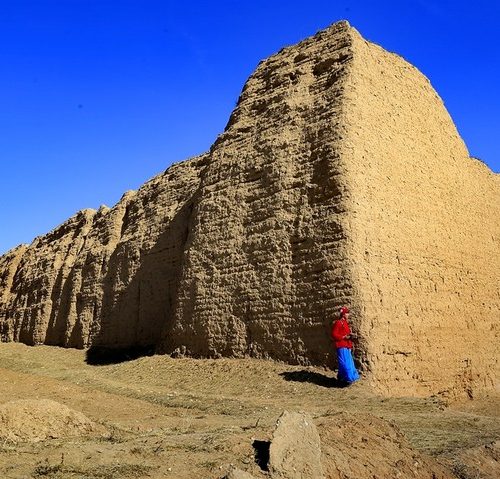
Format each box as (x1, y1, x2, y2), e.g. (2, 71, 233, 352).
(269, 411, 324, 479)
(224, 467, 257, 479)
(0, 20, 498, 397)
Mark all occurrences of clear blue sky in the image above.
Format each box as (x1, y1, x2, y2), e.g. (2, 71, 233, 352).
(1, 1, 498, 255)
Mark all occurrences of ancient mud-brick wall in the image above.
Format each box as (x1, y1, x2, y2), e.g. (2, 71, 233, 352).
(0, 209, 98, 346)
(0, 21, 498, 397)
(0, 156, 206, 349)
(165, 21, 355, 365)
(0, 245, 27, 334)
(342, 30, 500, 397)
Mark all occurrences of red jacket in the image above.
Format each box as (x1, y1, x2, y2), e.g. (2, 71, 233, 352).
(331, 319, 353, 349)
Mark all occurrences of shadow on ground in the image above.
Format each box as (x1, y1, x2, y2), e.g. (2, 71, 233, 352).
(85, 345, 155, 365)
(280, 370, 349, 388)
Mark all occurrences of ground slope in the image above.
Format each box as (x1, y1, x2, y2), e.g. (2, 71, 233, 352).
(0, 344, 498, 479)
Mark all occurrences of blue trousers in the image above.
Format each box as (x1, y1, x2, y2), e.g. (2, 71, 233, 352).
(337, 347, 360, 383)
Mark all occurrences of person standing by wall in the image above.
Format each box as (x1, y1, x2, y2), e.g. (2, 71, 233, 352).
(331, 306, 360, 385)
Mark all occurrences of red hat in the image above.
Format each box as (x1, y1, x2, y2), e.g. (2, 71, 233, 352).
(339, 306, 349, 316)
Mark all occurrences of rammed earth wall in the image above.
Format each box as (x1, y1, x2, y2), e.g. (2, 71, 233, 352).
(1, 21, 498, 397)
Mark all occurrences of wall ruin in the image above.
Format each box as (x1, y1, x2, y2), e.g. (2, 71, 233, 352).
(1, 21, 498, 397)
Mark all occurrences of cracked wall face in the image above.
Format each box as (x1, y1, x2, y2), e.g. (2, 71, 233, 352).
(0, 21, 498, 397)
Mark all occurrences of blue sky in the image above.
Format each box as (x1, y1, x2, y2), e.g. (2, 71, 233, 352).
(1, 1, 498, 255)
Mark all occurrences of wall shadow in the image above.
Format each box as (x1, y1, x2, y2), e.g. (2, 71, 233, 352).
(280, 369, 348, 388)
(86, 344, 155, 365)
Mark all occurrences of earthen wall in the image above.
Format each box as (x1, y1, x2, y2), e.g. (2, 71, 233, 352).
(0, 21, 498, 397)
(167, 22, 356, 365)
(0, 156, 206, 350)
(342, 30, 500, 396)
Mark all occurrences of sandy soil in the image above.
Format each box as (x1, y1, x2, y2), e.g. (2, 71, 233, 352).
(0, 343, 498, 478)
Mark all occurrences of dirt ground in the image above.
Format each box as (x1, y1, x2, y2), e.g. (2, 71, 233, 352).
(0, 343, 498, 478)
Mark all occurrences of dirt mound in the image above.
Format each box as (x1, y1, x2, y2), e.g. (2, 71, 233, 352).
(447, 441, 500, 479)
(233, 410, 456, 479)
(0, 399, 106, 443)
(317, 411, 454, 479)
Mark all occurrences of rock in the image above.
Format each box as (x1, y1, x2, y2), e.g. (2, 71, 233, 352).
(0, 20, 498, 398)
(269, 411, 324, 479)
(224, 467, 257, 479)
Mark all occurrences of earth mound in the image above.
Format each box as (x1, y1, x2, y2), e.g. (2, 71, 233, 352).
(446, 441, 500, 479)
(0, 399, 106, 443)
(317, 411, 454, 479)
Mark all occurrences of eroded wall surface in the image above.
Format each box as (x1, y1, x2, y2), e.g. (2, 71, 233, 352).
(165, 21, 355, 365)
(0, 156, 206, 350)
